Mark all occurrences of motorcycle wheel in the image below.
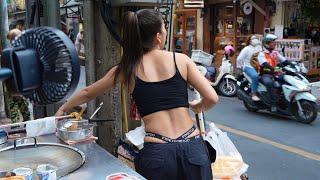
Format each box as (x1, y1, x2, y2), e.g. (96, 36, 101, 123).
(292, 100, 318, 124)
(243, 101, 258, 112)
(219, 79, 237, 97)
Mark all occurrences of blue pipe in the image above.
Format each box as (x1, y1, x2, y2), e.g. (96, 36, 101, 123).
(0, 68, 12, 81)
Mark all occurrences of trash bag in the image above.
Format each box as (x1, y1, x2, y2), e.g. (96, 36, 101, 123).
(125, 123, 145, 150)
(204, 122, 249, 180)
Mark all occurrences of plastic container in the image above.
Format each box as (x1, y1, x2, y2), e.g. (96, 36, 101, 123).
(12, 167, 33, 180)
(191, 50, 214, 66)
(36, 164, 58, 180)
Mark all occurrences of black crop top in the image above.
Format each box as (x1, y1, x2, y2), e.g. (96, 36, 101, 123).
(132, 52, 189, 117)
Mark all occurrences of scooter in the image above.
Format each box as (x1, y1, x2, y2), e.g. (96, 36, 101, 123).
(194, 55, 238, 97)
(237, 64, 318, 124)
(285, 60, 309, 82)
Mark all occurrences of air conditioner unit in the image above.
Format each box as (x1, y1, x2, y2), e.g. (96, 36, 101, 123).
(110, 0, 176, 6)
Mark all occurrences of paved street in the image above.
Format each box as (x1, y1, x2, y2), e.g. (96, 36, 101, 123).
(204, 96, 320, 180)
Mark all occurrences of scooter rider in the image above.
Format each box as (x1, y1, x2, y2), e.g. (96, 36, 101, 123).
(257, 34, 290, 112)
(236, 35, 262, 101)
(224, 45, 235, 60)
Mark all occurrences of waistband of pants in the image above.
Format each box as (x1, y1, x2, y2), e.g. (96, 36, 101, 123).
(145, 125, 200, 143)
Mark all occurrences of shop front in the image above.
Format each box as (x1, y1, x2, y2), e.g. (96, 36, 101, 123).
(173, 0, 319, 80)
(204, 0, 267, 68)
(173, 0, 268, 68)
(275, 0, 320, 79)
(172, 0, 204, 57)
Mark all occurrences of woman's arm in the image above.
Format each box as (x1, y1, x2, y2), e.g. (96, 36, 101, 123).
(185, 55, 219, 113)
(56, 66, 118, 116)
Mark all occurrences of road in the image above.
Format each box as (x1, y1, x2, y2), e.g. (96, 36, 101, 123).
(204, 96, 320, 180)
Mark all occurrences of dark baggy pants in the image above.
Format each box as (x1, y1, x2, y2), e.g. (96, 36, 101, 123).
(260, 75, 276, 106)
(134, 138, 212, 180)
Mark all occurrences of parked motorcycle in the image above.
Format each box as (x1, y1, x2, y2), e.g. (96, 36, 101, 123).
(191, 50, 238, 97)
(237, 64, 318, 124)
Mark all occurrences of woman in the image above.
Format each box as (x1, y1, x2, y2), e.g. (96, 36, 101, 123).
(224, 45, 235, 60)
(55, 9, 218, 180)
(236, 35, 261, 101)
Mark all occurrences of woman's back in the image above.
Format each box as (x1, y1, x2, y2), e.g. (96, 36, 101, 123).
(132, 50, 195, 141)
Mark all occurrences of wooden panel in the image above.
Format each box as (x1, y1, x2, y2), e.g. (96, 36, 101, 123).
(254, 0, 265, 34)
(203, 7, 211, 52)
(173, 10, 197, 56)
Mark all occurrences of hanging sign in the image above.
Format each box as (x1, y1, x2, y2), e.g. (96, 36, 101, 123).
(184, 0, 204, 8)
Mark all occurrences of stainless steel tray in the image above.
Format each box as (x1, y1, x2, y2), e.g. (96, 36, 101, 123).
(0, 138, 85, 178)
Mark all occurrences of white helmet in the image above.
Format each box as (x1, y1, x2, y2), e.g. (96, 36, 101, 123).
(262, 34, 277, 49)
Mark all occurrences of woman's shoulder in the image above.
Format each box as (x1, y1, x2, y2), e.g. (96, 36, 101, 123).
(242, 46, 252, 51)
(159, 50, 190, 64)
(173, 52, 191, 63)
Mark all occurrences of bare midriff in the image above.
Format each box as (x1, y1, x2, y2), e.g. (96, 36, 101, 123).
(143, 107, 200, 143)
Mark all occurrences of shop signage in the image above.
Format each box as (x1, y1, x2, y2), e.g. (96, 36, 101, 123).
(184, 0, 204, 8)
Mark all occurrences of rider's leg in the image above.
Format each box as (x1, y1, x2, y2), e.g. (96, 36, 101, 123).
(261, 75, 277, 111)
(244, 66, 260, 101)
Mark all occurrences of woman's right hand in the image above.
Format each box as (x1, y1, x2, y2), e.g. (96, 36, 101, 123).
(55, 108, 66, 118)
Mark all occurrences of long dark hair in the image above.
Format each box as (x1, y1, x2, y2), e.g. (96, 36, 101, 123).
(114, 9, 163, 86)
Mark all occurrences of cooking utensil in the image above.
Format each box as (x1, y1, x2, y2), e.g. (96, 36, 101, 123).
(0, 137, 85, 178)
(57, 120, 94, 141)
(63, 102, 104, 129)
(90, 102, 104, 120)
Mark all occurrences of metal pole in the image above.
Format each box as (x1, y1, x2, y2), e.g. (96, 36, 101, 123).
(45, 0, 60, 28)
(43, 0, 60, 116)
(25, 0, 33, 28)
(83, 0, 96, 117)
(0, 0, 9, 48)
(0, 0, 9, 118)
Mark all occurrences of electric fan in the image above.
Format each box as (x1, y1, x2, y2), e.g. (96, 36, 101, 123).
(0, 27, 80, 105)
